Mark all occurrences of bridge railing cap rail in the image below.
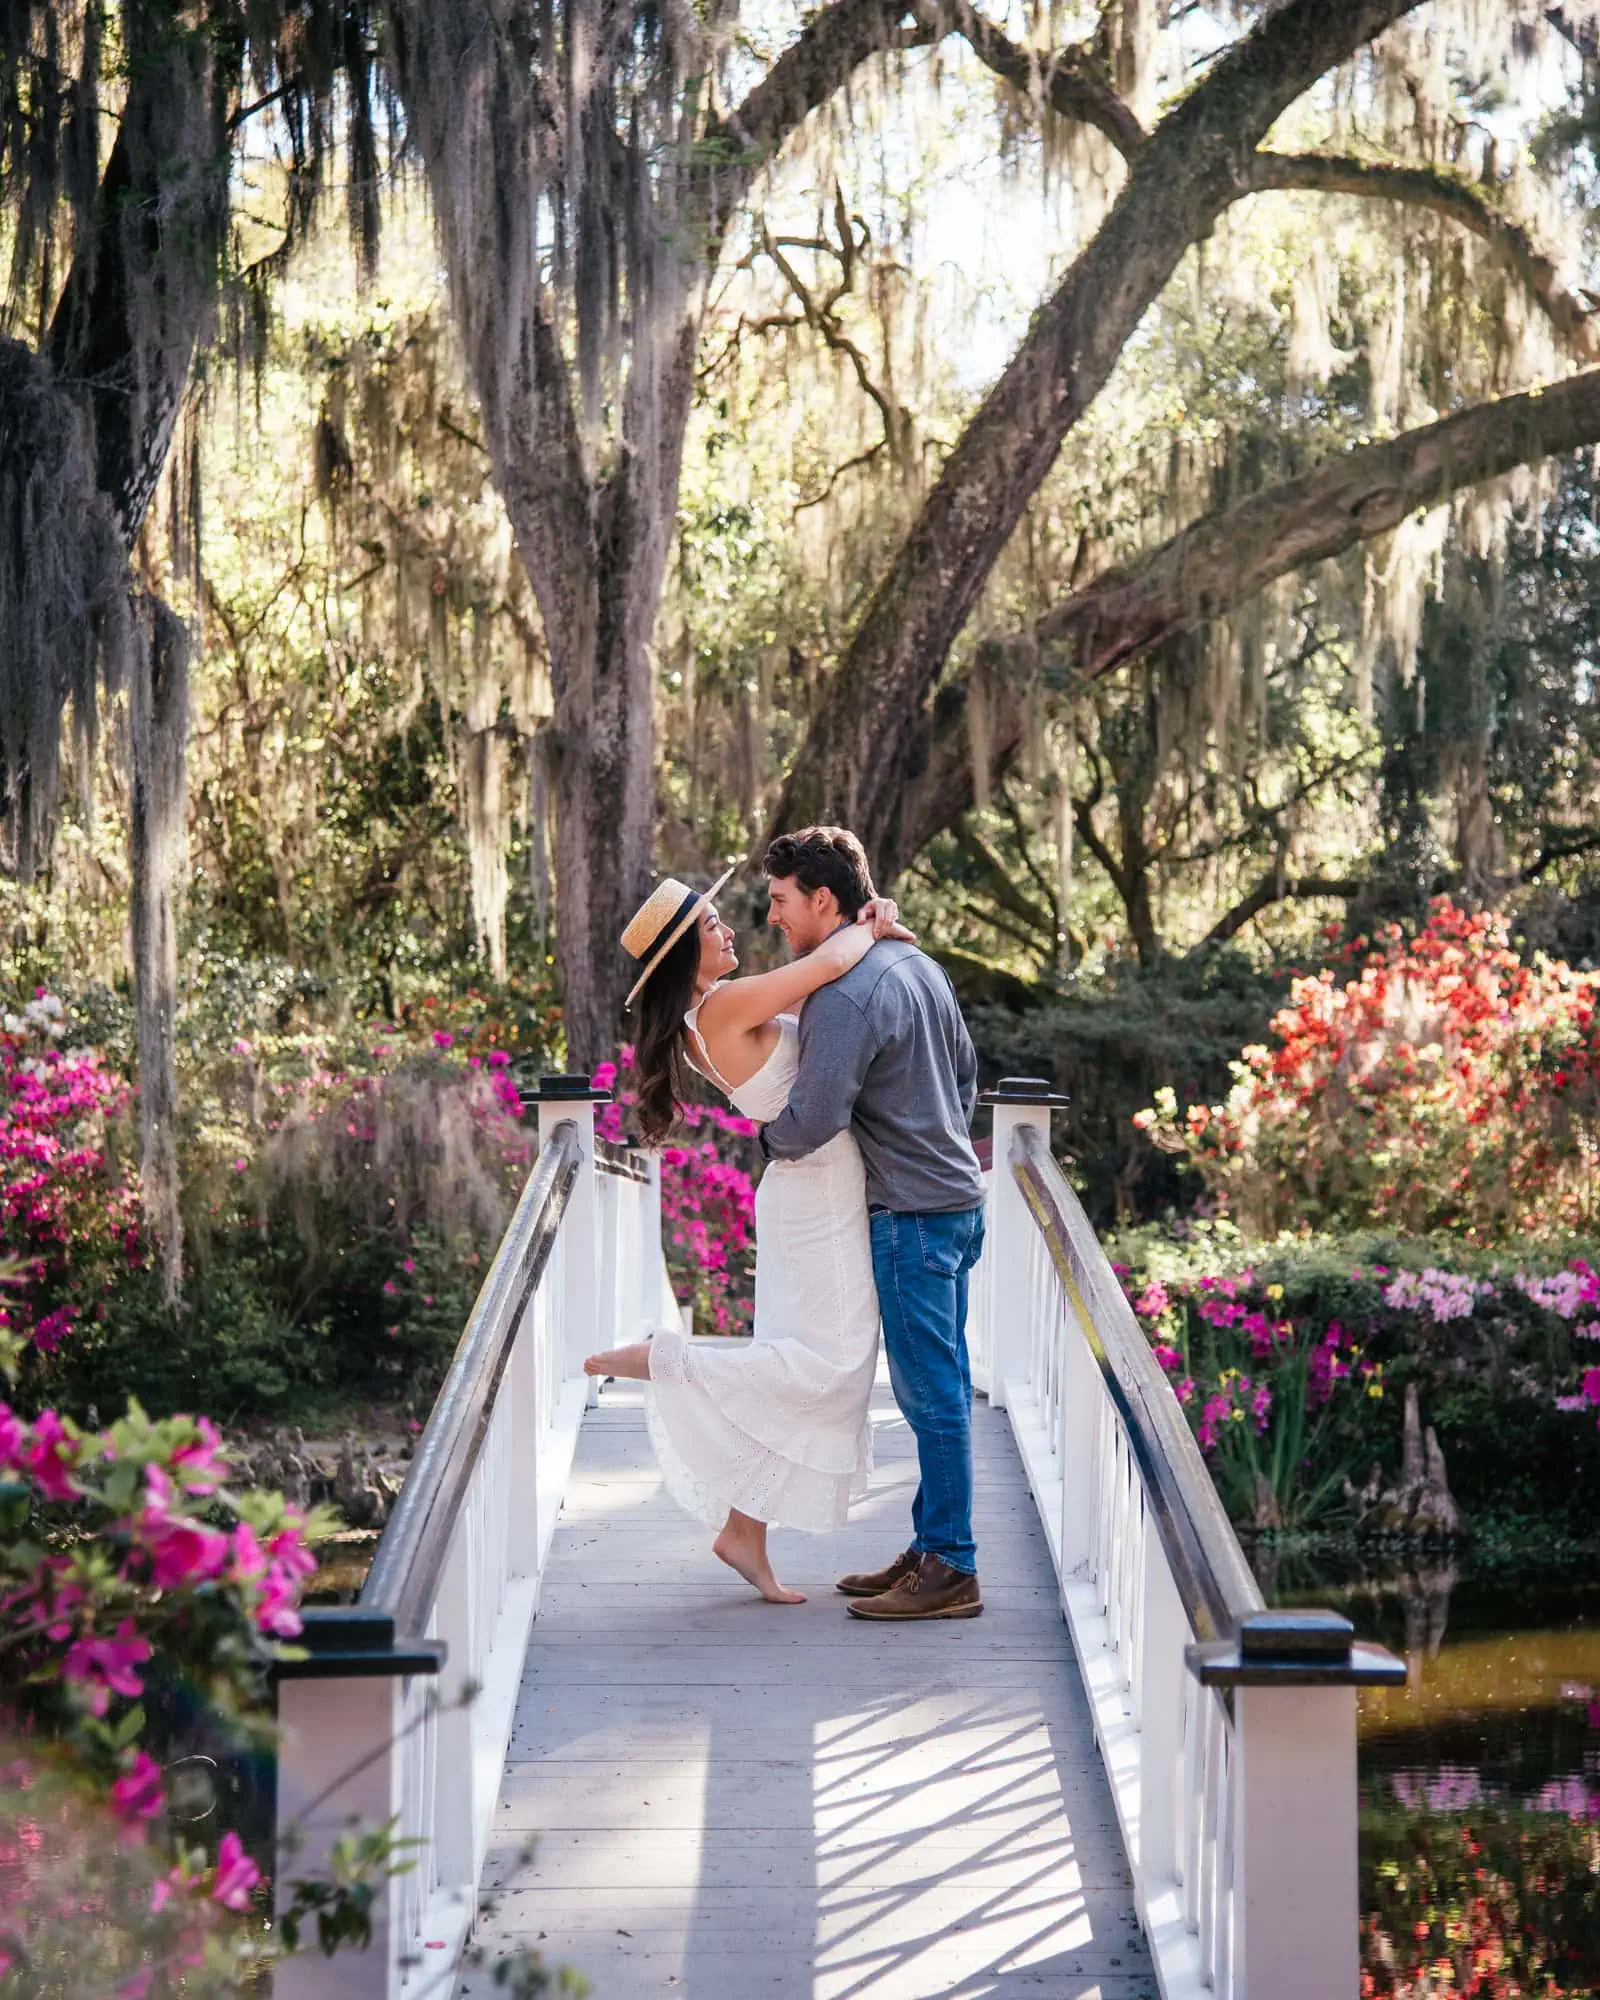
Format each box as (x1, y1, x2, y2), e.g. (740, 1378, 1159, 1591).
(295, 1118, 585, 1672)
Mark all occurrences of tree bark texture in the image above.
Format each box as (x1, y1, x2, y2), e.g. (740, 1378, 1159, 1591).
(766, 0, 1432, 871)
(129, 594, 190, 1300)
(3, 13, 230, 1295)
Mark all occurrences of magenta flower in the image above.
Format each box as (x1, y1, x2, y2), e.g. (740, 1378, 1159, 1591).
(0, 1402, 23, 1472)
(230, 1521, 267, 1580)
(110, 1750, 165, 1823)
(64, 1618, 154, 1715)
(24, 1411, 79, 1502)
(210, 1829, 262, 1911)
(432, 1030, 455, 1050)
(255, 1568, 305, 1637)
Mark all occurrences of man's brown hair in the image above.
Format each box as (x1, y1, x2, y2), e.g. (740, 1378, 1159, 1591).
(762, 826, 875, 920)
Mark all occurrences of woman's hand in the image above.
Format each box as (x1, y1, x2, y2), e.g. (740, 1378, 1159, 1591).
(859, 897, 916, 942)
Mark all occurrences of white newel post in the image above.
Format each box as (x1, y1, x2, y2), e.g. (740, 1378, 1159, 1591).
(976, 1079, 1066, 1411)
(535, 1076, 608, 1397)
(1187, 1608, 1400, 2000)
(273, 1616, 443, 2000)
(1230, 1682, 1359, 1999)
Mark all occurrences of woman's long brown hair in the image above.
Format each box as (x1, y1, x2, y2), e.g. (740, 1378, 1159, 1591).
(632, 923, 704, 1146)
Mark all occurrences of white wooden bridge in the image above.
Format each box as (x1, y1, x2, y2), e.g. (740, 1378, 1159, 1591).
(273, 1077, 1402, 2000)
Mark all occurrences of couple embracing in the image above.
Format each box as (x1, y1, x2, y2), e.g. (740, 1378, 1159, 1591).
(583, 826, 987, 1621)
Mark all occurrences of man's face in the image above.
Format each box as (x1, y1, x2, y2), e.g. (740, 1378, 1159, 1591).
(765, 875, 840, 956)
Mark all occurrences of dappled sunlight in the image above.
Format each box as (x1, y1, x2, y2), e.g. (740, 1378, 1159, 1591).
(469, 1374, 1148, 1997)
(812, 1697, 1107, 1999)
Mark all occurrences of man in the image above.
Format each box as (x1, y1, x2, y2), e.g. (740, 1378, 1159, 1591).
(760, 825, 987, 1620)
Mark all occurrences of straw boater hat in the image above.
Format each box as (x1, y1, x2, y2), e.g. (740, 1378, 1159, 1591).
(621, 865, 737, 1009)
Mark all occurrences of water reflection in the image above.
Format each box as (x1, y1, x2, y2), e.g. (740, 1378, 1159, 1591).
(1258, 1550, 1600, 1996)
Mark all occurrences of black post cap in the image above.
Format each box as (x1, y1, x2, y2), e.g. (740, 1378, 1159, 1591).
(978, 1075, 1071, 1108)
(1185, 1606, 1406, 1688)
(524, 1071, 614, 1103)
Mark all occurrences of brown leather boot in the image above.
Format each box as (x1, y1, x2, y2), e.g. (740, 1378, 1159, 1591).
(845, 1553, 982, 1621)
(835, 1548, 920, 1598)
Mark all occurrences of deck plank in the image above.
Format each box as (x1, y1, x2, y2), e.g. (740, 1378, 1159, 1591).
(463, 1370, 1157, 1999)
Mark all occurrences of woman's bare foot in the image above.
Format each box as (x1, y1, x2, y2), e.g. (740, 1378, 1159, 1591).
(712, 1510, 805, 1604)
(583, 1340, 652, 1380)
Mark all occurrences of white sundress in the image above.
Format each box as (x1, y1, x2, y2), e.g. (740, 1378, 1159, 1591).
(643, 995, 880, 1532)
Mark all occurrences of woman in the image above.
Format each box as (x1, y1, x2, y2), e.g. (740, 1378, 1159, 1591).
(583, 870, 902, 1604)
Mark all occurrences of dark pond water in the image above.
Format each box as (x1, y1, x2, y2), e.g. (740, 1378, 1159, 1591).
(1258, 1551, 1600, 1996)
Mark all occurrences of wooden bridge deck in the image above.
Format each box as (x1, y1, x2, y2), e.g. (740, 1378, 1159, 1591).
(465, 1367, 1157, 2000)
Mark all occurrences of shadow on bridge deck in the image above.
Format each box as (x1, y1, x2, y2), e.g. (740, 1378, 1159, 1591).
(466, 1369, 1156, 1999)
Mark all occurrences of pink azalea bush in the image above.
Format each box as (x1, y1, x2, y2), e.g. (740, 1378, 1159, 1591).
(0, 1399, 320, 1762)
(592, 1050, 757, 1335)
(1114, 1234, 1600, 1529)
(1119, 1253, 1387, 1527)
(0, 992, 140, 1358)
(0, 1397, 326, 1983)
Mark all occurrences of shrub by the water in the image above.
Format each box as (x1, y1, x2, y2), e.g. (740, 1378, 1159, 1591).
(1113, 1225, 1600, 1537)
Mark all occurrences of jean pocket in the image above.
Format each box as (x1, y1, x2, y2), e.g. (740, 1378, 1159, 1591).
(916, 1210, 976, 1277)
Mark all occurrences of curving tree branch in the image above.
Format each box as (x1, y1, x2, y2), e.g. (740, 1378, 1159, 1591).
(1039, 367, 1600, 678)
(1245, 151, 1600, 361)
(911, 0, 1146, 159)
(711, 0, 929, 215)
(892, 369, 1600, 870)
(1199, 871, 1362, 950)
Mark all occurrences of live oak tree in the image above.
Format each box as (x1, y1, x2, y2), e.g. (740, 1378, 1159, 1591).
(768, 0, 1600, 900)
(9, 0, 1600, 1173)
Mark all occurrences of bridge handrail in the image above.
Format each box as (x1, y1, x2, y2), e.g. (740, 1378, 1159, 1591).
(274, 1075, 645, 2000)
(361, 1119, 582, 1640)
(1010, 1120, 1262, 1645)
(978, 1078, 1403, 2000)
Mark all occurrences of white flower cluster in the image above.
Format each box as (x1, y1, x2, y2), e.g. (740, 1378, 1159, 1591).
(2, 993, 66, 1040)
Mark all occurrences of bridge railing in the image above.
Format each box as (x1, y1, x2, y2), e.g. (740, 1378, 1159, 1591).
(978, 1079, 1403, 2000)
(272, 1073, 665, 1999)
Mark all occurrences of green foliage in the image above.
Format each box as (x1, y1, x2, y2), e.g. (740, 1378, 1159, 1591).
(965, 947, 1286, 1228)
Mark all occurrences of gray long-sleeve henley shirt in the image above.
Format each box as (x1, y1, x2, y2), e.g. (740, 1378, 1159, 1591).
(759, 937, 985, 1214)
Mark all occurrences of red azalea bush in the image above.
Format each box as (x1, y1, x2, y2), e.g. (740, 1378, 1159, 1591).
(1, 992, 140, 1358)
(593, 1050, 757, 1335)
(1136, 902, 1600, 1242)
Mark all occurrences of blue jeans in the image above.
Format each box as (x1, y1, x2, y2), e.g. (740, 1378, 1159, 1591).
(869, 1205, 986, 1575)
